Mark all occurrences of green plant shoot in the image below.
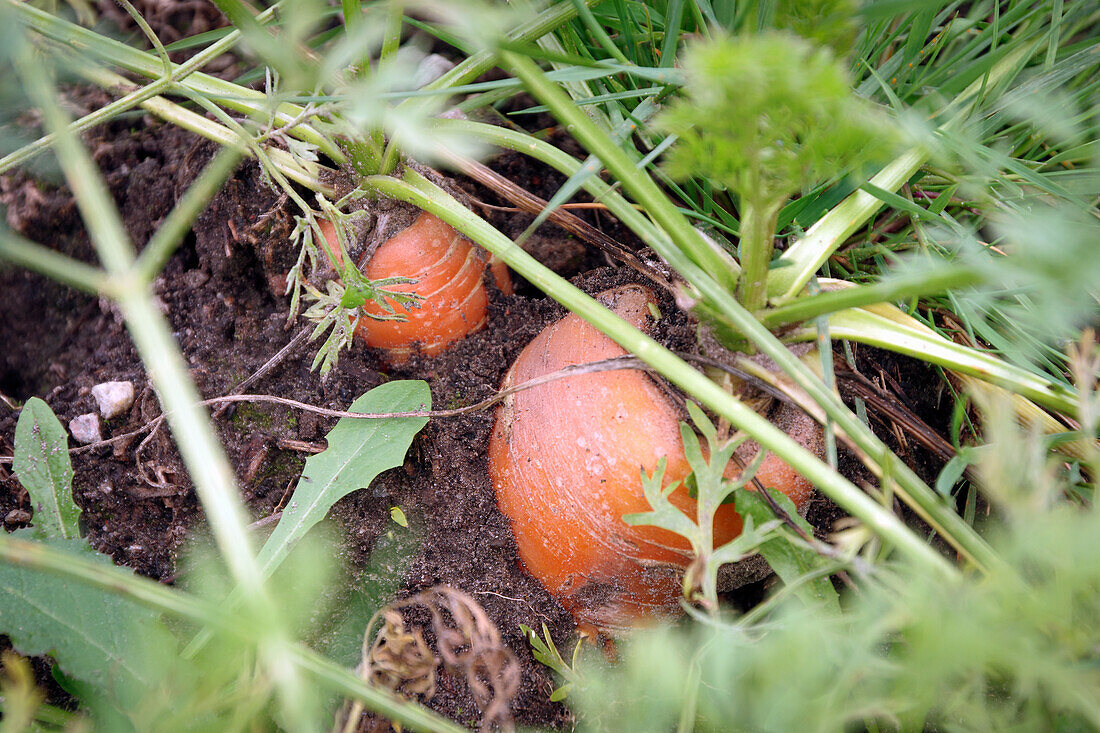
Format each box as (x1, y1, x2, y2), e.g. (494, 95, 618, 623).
(658, 32, 895, 311)
(625, 403, 778, 613)
(521, 623, 582, 702)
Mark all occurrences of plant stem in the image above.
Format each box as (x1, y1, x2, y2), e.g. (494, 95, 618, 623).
(769, 40, 1040, 302)
(757, 266, 983, 329)
(10, 29, 333, 728)
(768, 147, 926, 303)
(0, 534, 468, 733)
(451, 114, 1075, 447)
(787, 305, 1078, 416)
(134, 146, 244, 283)
(73, 63, 330, 192)
(433, 118, 676, 261)
(0, 231, 111, 295)
(737, 197, 783, 312)
(503, 51, 741, 293)
(1, 0, 283, 175)
(14, 19, 287, 666)
(13, 1, 344, 161)
(414, 0, 598, 97)
(380, 0, 403, 61)
(341, 0, 361, 38)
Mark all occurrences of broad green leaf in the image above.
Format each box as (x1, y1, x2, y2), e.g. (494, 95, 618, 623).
(13, 398, 80, 540)
(736, 489, 840, 612)
(0, 535, 178, 713)
(256, 380, 430, 576)
(182, 382, 429, 659)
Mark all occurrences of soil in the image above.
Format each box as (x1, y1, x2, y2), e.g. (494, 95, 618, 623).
(0, 91, 958, 729)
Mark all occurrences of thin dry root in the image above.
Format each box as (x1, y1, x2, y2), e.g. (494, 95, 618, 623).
(335, 585, 520, 733)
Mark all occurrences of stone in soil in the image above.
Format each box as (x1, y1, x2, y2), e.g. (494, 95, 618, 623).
(91, 380, 135, 419)
(68, 413, 102, 444)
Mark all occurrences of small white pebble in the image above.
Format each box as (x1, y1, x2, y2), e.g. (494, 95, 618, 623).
(414, 53, 455, 88)
(90, 381, 135, 419)
(69, 413, 102, 444)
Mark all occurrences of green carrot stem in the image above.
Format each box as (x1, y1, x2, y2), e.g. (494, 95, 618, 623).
(737, 197, 783, 312)
(757, 266, 983, 329)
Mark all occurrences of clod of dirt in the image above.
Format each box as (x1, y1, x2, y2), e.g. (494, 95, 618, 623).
(4, 510, 32, 528)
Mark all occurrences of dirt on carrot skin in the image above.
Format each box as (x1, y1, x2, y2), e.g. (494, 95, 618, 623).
(1, 100, 957, 728)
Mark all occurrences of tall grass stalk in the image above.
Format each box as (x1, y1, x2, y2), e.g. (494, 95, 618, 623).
(8, 29, 319, 728)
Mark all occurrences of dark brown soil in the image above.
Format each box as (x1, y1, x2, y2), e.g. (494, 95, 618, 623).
(0, 93, 957, 729)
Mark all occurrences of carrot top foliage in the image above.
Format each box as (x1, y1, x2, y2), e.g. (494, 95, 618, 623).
(658, 33, 892, 205)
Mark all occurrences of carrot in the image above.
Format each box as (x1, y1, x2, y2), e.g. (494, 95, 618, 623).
(488, 285, 818, 630)
(320, 212, 512, 361)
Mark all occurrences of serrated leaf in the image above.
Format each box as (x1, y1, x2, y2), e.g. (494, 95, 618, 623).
(13, 398, 80, 540)
(684, 402, 716, 444)
(736, 489, 840, 612)
(711, 513, 783, 567)
(0, 535, 178, 712)
(256, 381, 430, 576)
(624, 458, 697, 543)
(522, 622, 579, 697)
(521, 624, 554, 666)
